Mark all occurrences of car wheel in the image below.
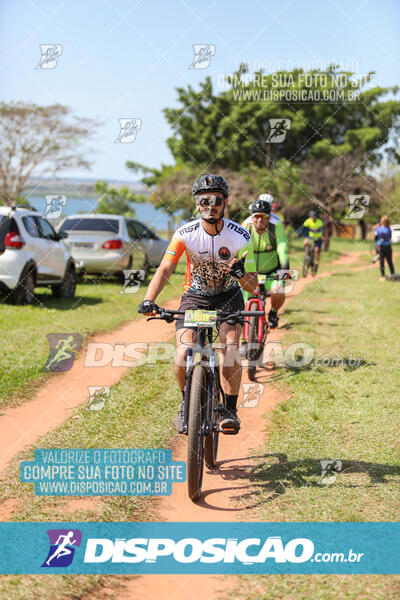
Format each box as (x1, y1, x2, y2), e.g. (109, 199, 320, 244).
(52, 265, 77, 298)
(12, 269, 36, 305)
(117, 256, 132, 285)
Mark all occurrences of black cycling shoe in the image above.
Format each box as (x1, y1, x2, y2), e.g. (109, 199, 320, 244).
(174, 402, 185, 434)
(219, 408, 240, 434)
(267, 309, 279, 329)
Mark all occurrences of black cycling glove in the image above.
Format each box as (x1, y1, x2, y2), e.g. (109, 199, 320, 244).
(229, 254, 247, 279)
(138, 300, 156, 314)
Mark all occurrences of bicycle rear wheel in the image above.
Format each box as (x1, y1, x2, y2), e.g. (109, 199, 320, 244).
(187, 364, 206, 501)
(204, 366, 221, 469)
(247, 314, 258, 381)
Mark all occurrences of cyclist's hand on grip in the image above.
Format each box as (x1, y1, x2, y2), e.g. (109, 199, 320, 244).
(138, 299, 157, 315)
(279, 269, 291, 280)
(227, 251, 248, 279)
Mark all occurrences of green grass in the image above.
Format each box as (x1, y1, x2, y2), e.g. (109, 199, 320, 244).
(0, 262, 185, 408)
(234, 574, 400, 600)
(233, 263, 400, 598)
(0, 358, 180, 599)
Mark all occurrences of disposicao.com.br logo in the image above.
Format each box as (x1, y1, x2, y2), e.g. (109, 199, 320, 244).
(82, 536, 361, 565)
(2, 522, 393, 574)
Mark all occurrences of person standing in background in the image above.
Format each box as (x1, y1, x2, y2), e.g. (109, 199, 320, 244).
(375, 215, 395, 281)
(359, 218, 367, 240)
(371, 217, 381, 264)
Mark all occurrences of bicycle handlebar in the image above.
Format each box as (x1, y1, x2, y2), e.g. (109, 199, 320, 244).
(146, 305, 264, 322)
(262, 272, 294, 281)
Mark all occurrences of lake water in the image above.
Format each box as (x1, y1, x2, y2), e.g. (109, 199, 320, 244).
(28, 196, 170, 231)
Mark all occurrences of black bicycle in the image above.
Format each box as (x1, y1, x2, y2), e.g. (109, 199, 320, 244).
(303, 240, 318, 277)
(147, 305, 264, 502)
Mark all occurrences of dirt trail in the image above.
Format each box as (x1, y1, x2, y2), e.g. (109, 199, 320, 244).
(117, 252, 366, 600)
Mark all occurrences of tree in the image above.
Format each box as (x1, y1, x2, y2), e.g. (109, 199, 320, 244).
(163, 66, 400, 171)
(377, 168, 400, 222)
(127, 159, 310, 225)
(300, 153, 378, 222)
(0, 101, 99, 205)
(95, 181, 146, 216)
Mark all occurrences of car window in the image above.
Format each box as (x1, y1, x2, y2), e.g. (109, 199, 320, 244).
(37, 217, 56, 239)
(129, 220, 156, 239)
(126, 222, 139, 239)
(60, 218, 120, 233)
(22, 216, 41, 238)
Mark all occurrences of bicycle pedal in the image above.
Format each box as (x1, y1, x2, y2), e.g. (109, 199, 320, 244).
(220, 425, 240, 435)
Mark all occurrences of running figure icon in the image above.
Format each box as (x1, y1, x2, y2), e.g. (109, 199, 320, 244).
(41, 529, 82, 568)
(46, 531, 77, 566)
(43, 333, 82, 372)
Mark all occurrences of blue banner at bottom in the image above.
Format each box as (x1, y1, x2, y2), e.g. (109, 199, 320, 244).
(0, 522, 398, 574)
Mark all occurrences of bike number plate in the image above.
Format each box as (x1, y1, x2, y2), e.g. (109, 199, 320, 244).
(257, 274, 267, 284)
(184, 309, 218, 328)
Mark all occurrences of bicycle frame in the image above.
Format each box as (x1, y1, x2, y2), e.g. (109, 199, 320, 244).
(243, 282, 270, 345)
(182, 326, 219, 436)
(243, 296, 266, 344)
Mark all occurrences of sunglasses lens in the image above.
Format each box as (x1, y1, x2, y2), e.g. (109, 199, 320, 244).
(254, 213, 266, 219)
(198, 196, 223, 207)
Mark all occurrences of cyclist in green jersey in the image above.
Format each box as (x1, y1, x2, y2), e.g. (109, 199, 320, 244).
(238, 198, 289, 329)
(303, 210, 324, 266)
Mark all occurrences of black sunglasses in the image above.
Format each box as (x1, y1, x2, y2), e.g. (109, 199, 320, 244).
(196, 195, 224, 207)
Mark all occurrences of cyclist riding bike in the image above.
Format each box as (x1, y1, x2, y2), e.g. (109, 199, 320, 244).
(239, 197, 289, 331)
(303, 210, 324, 269)
(138, 175, 258, 434)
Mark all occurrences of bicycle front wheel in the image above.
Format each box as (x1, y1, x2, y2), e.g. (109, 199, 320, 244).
(247, 314, 258, 381)
(187, 364, 207, 502)
(204, 366, 221, 469)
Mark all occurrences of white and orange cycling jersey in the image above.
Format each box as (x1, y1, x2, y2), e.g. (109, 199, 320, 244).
(163, 218, 253, 296)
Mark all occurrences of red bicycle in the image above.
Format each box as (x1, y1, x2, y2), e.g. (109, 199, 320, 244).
(243, 272, 294, 380)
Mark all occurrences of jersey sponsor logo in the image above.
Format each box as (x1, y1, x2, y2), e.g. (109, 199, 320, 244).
(218, 246, 231, 260)
(227, 222, 250, 240)
(179, 223, 200, 235)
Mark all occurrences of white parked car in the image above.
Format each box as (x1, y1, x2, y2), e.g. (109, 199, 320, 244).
(57, 214, 148, 279)
(0, 206, 76, 304)
(125, 219, 169, 267)
(390, 224, 400, 244)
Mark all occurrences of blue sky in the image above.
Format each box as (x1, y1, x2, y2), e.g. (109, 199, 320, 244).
(1, 0, 399, 181)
